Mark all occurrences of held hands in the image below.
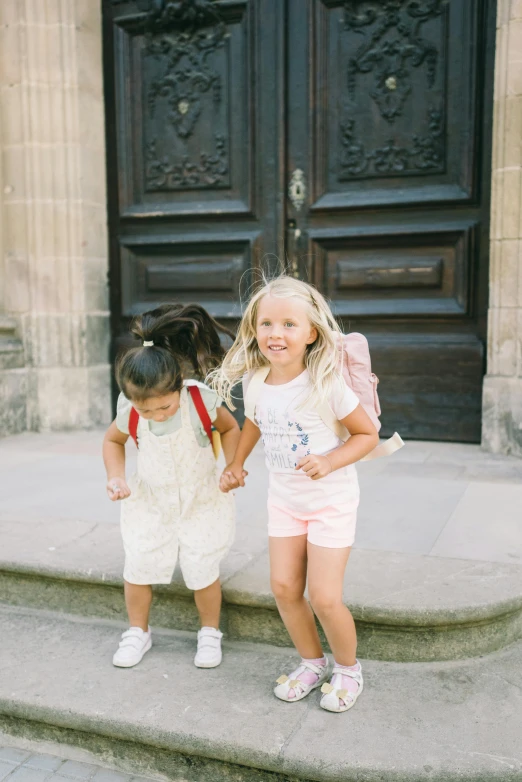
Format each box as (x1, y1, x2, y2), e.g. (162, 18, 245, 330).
(295, 454, 333, 480)
(219, 463, 248, 493)
(106, 476, 131, 502)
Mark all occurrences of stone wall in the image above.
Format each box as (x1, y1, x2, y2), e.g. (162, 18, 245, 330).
(483, 0, 522, 455)
(0, 0, 111, 435)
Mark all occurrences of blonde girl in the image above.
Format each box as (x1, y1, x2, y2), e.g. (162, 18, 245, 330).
(213, 276, 379, 713)
(103, 304, 240, 670)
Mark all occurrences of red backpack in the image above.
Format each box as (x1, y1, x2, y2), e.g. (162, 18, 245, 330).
(128, 384, 221, 458)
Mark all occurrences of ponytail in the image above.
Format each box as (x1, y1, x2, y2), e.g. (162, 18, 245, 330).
(115, 303, 235, 402)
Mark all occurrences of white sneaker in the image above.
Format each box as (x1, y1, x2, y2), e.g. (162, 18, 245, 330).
(194, 626, 223, 668)
(112, 626, 152, 668)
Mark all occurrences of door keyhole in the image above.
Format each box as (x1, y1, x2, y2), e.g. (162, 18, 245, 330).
(288, 169, 306, 211)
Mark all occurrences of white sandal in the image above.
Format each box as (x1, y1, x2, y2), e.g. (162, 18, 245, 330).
(274, 658, 329, 703)
(320, 662, 363, 713)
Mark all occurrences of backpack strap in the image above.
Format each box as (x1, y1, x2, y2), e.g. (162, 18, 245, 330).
(316, 400, 348, 442)
(361, 432, 404, 461)
(316, 400, 404, 461)
(128, 406, 139, 447)
(244, 366, 270, 422)
(188, 384, 213, 445)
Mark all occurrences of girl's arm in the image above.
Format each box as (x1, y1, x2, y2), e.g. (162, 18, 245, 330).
(220, 417, 261, 491)
(103, 420, 131, 501)
(296, 405, 379, 480)
(213, 405, 241, 465)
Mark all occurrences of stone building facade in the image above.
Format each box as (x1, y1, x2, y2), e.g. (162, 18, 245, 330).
(482, 1, 522, 455)
(0, 1, 521, 454)
(0, 1, 111, 434)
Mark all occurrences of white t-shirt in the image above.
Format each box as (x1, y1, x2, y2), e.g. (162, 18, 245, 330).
(244, 369, 359, 475)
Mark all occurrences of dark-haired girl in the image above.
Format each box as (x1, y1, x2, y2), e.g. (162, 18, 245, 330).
(103, 303, 241, 669)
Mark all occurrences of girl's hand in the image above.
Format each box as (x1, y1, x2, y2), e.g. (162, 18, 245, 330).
(219, 463, 248, 493)
(107, 477, 131, 501)
(219, 472, 237, 493)
(295, 454, 332, 481)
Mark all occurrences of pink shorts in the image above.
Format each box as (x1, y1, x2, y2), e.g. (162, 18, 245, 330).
(267, 499, 357, 548)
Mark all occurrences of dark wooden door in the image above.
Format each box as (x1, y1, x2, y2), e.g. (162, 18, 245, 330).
(104, 0, 495, 442)
(285, 0, 495, 442)
(103, 0, 285, 350)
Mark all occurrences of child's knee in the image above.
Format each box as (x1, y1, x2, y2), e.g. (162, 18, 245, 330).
(309, 590, 344, 619)
(270, 576, 304, 604)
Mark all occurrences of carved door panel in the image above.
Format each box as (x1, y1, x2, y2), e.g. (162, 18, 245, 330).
(286, 0, 495, 442)
(103, 0, 284, 359)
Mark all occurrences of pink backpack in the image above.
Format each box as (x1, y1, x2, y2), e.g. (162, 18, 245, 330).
(244, 332, 403, 462)
(337, 332, 381, 432)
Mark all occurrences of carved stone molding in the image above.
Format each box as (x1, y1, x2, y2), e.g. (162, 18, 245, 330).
(343, 0, 448, 123)
(339, 107, 444, 178)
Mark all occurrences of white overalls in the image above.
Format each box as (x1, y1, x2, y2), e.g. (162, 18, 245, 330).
(120, 385, 235, 589)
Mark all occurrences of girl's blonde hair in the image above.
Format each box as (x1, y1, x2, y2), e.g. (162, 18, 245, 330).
(209, 274, 342, 409)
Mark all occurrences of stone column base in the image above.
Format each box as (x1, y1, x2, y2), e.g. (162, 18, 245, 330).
(26, 366, 112, 433)
(0, 317, 27, 436)
(0, 369, 27, 435)
(482, 376, 522, 455)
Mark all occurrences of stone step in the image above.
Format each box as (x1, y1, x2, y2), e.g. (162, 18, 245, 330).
(1, 519, 521, 662)
(0, 605, 521, 782)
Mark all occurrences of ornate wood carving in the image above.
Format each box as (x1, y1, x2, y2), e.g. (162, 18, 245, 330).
(339, 107, 443, 179)
(139, 0, 230, 191)
(343, 0, 448, 124)
(141, 0, 222, 34)
(146, 25, 225, 141)
(145, 133, 228, 189)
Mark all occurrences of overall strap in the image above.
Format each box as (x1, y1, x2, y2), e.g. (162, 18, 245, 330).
(128, 406, 139, 448)
(244, 366, 270, 421)
(188, 385, 213, 444)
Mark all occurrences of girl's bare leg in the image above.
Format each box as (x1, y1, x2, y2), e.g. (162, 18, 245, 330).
(124, 580, 153, 631)
(269, 535, 323, 659)
(194, 578, 222, 629)
(306, 544, 356, 666)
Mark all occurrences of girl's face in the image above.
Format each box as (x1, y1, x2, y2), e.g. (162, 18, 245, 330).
(131, 390, 181, 422)
(256, 295, 317, 370)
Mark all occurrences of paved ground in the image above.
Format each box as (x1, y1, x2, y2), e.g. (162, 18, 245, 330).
(0, 746, 158, 782)
(1, 429, 521, 564)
